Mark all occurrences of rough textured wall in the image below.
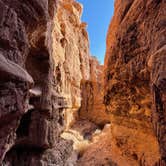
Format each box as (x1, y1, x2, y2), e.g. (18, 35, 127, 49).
(0, 0, 75, 165)
(79, 57, 109, 125)
(1, 0, 164, 165)
(0, 0, 32, 162)
(52, 0, 91, 129)
(104, 0, 165, 165)
(0, 0, 95, 165)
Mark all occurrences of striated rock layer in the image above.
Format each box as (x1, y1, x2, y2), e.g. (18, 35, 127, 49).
(51, 0, 108, 129)
(104, 0, 165, 165)
(51, 0, 90, 130)
(79, 56, 109, 126)
(0, 0, 165, 165)
(0, 0, 92, 165)
(0, 0, 102, 165)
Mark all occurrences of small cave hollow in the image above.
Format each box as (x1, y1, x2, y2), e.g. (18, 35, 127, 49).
(25, 47, 50, 87)
(16, 110, 32, 138)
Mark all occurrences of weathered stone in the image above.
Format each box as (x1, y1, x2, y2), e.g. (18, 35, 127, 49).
(104, 0, 165, 165)
(79, 57, 109, 125)
(0, 0, 75, 165)
(0, 55, 33, 84)
(0, 0, 165, 165)
(51, 0, 91, 129)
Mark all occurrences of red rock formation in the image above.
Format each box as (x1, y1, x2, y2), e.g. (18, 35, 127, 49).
(0, 0, 75, 165)
(0, 0, 97, 165)
(79, 57, 109, 125)
(104, 0, 165, 165)
(0, 0, 165, 165)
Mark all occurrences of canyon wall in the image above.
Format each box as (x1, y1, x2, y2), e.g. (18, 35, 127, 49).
(0, 0, 103, 165)
(51, 0, 107, 130)
(79, 57, 109, 126)
(0, 0, 94, 165)
(0, 0, 59, 164)
(51, 0, 90, 129)
(0, 0, 77, 165)
(104, 0, 165, 165)
(0, 0, 165, 165)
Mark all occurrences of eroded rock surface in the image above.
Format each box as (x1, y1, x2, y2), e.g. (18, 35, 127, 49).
(104, 0, 165, 165)
(0, 0, 165, 165)
(52, 0, 108, 137)
(78, 123, 160, 166)
(0, 0, 101, 165)
(79, 57, 109, 125)
(0, 0, 75, 165)
(52, 0, 91, 130)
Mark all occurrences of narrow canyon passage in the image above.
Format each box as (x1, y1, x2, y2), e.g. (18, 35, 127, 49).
(0, 0, 165, 166)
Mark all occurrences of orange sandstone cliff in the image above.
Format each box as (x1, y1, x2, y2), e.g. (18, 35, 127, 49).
(104, 0, 165, 165)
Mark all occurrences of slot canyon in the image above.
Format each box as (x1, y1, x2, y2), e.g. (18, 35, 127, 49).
(0, 0, 165, 165)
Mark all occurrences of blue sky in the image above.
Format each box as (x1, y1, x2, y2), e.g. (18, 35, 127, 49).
(77, 0, 114, 64)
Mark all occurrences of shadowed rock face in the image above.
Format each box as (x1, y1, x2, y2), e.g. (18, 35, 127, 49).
(0, 0, 99, 165)
(151, 47, 166, 165)
(104, 0, 165, 165)
(0, 0, 33, 163)
(0, 0, 75, 165)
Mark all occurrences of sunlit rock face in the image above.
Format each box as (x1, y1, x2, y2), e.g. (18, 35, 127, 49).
(79, 57, 110, 125)
(104, 0, 165, 165)
(52, 0, 91, 128)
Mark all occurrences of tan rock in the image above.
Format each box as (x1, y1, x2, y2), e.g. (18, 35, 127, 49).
(52, 0, 90, 110)
(79, 57, 110, 125)
(0, 0, 75, 165)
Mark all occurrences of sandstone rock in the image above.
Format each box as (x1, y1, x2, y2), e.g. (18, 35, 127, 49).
(51, 0, 91, 129)
(104, 0, 165, 164)
(0, 0, 75, 165)
(52, 0, 90, 101)
(79, 57, 109, 125)
(0, 0, 97, 165)
(0, 0, 32, 163)
(151, 45, 166, 164)
(1, 0, 164, 165)
(0, 54, 33, 84)
(29, 87, 42, 97)
(78, 124, 159, 166)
